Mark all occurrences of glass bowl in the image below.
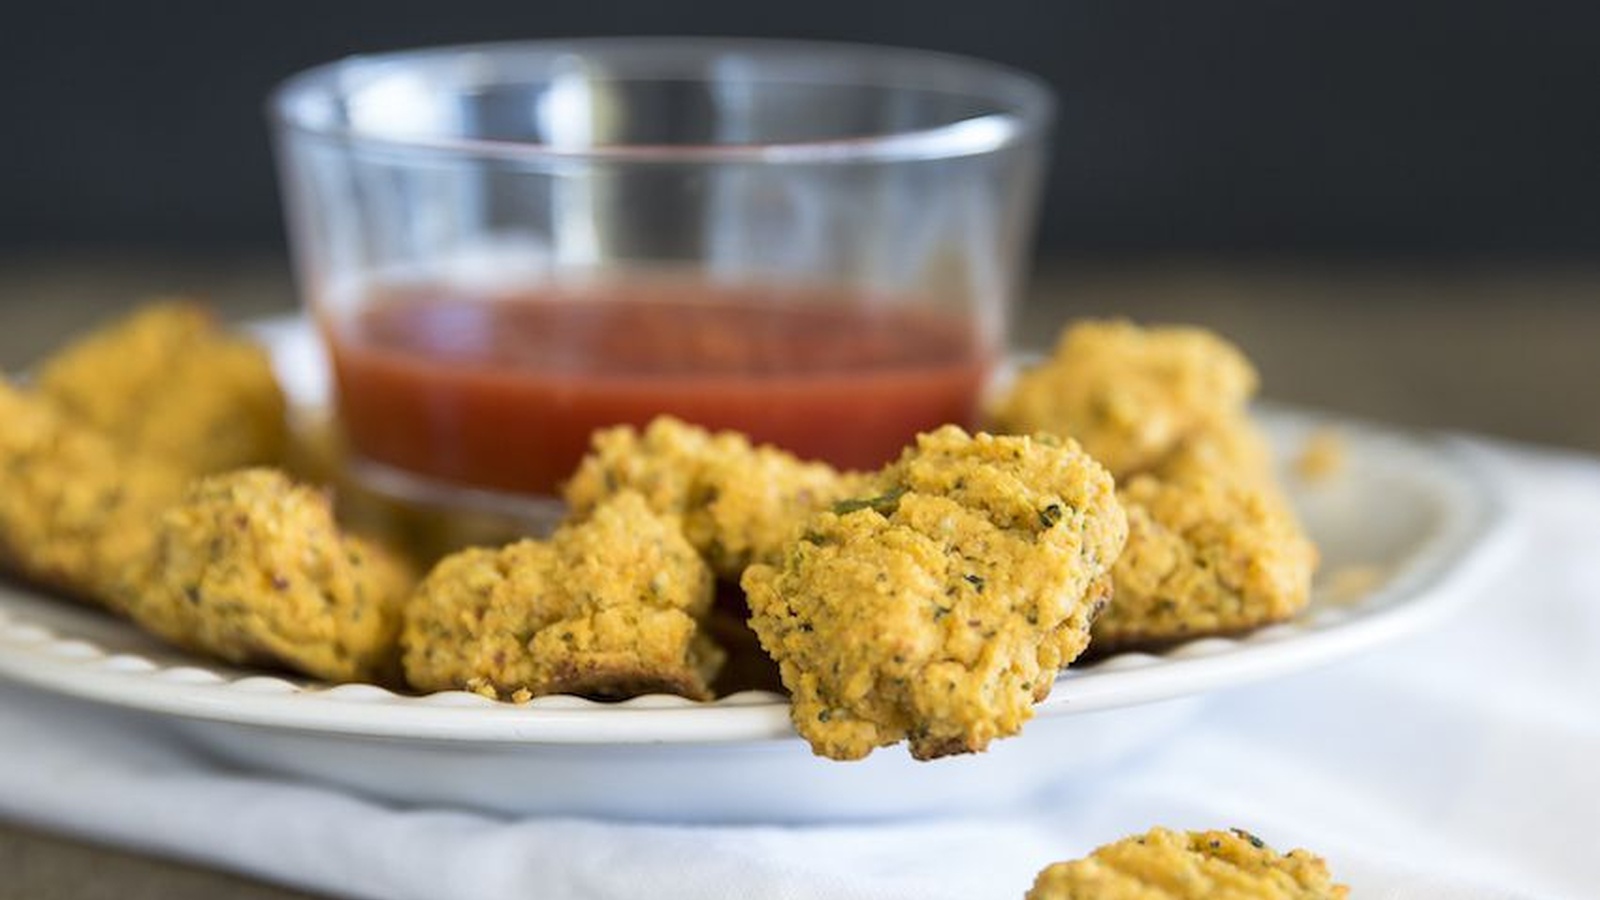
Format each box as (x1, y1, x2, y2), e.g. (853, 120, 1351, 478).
(269, 38, 1053, 535)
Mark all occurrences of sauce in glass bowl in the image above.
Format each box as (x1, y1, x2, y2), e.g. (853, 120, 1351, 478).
(325, 280, 991, 496)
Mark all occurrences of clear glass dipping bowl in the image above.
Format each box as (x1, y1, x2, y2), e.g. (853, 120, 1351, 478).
(269, 38, 1053, 541)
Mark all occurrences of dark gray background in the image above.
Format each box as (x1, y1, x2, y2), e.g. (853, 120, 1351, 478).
(1, 1, 1594, 258)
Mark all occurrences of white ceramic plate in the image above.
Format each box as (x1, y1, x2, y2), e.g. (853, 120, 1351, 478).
(0, 320, 1517, 821)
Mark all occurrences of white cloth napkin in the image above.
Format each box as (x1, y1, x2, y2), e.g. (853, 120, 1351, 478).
(1, 442, 1596, 900)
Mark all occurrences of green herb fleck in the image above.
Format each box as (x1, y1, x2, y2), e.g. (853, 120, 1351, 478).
(1230, 828, 1266, 849)
(962, 573, 986, 592)
(833, 485, 908, 516)
(1038, 503, 1064, 528)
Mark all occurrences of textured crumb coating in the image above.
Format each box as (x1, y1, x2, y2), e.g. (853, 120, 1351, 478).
(123, 469, 413, 684)
(1026, 827, 1348, 899)
(1149, 413, 1278, 492)
(564, 416, 871, 579)
(0, 379, 186, 607)
(403, 492, 722, 701)
(37, 301, 288, 476)
(1093, 475, 1317, 652)
(743, 426, 1126, 761)
(992, 320, 1258, 478)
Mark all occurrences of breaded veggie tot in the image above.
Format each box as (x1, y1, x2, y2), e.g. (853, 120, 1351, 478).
(991, 320, 1258, 479)
(403, 491, 722, 701)
(1026, 827, 1348, 899)
(36, 301, 288, 476)
(122, 469, 413, 684)
(564, 416, 871, 579)
(743, 426, 1126, 761)
(993, 319, 1317, 651)
(0, 378, 186, 607)
(1095, 475, 1317, 652)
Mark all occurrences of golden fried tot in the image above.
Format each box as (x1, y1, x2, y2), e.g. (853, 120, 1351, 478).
(0, 379, 186, 607)
(403, 492, 722, 701)
(743, 426, 1126, 761)
(992, 320, 1258, 479)
(37, 301, 288, 476)
(1094, 475, 1317, 653)
(1026, 827, 1348, 900)
(992, 319, 1317, 650)
(564, 416, 870, 579)
(122, 469, 413, 684)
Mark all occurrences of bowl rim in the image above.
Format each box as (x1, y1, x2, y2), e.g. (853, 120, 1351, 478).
(266, 36, 1055, 164)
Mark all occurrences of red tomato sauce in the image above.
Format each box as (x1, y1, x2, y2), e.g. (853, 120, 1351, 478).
(326, 281, 991, 495)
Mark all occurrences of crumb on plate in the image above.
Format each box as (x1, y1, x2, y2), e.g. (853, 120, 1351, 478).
(1294, 428, 1347, 482)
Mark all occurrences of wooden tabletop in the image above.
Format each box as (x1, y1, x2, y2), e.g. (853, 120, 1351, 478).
(1, 253, 1596, 899)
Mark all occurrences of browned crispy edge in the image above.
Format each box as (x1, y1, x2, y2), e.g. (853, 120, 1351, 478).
(543, 657, 716, 703)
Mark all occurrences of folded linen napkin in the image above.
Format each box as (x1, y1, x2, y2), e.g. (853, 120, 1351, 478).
(1, 443, 1594, 900)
